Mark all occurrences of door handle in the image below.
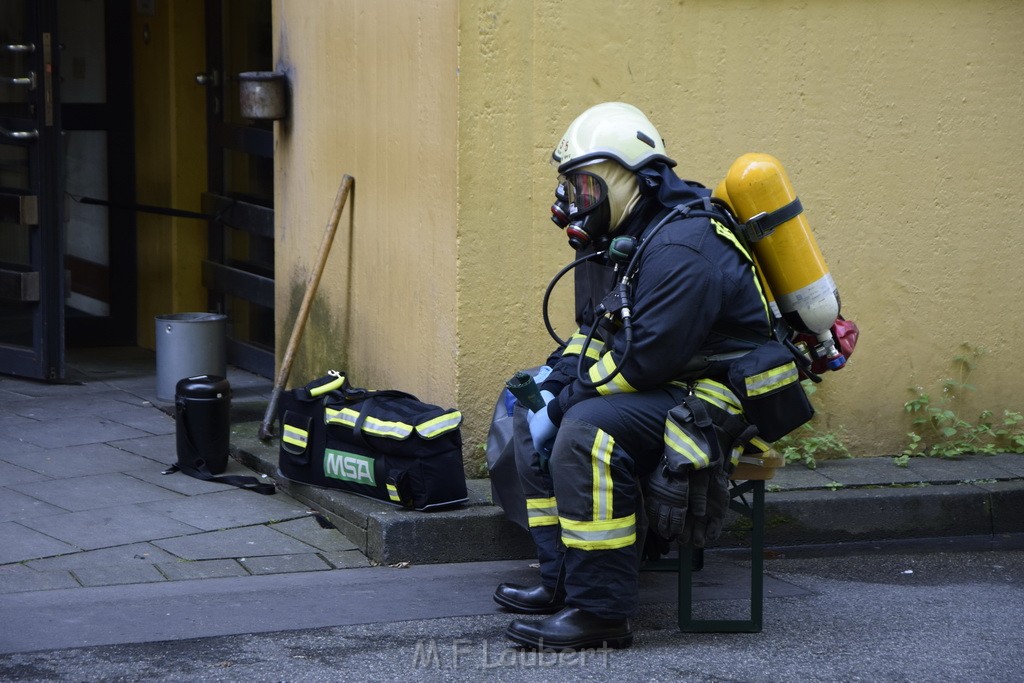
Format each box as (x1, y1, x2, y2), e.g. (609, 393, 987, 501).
(195, 69, 219, 86)
(0, 124, 38, 141)
(3, 72, 36, 89)
(2, 43, 35, 54)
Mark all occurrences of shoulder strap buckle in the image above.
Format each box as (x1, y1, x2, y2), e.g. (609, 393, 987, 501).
(741, 197, 803, 242)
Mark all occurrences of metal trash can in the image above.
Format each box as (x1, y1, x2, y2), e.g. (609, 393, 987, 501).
(175, 375, 232, 475)
(155, 312, 226, 401)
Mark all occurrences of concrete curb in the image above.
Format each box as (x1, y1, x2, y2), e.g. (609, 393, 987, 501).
(231, 422, 1024, 564)
(755, 481, 1024, 547)
(230, 423, 535, 565)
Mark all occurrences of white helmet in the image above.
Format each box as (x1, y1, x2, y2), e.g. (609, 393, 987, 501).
(552, 102, 676, 173)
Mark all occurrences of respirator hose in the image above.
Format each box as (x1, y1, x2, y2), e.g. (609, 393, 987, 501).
(575, 205, 686, 388)
(575, 279, 634, 389)
(542, 250, 607, 348)
(575, 200, 740, 388)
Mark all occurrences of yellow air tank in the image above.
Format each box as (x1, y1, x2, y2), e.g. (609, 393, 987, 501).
(722, 153, 845, 369)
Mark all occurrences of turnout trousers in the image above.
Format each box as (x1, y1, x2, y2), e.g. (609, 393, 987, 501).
(513, 383, 690, 620)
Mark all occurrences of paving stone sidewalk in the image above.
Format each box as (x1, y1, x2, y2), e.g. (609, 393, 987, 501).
(0, 349, 369, 595)
(2, 348, 1022, 595)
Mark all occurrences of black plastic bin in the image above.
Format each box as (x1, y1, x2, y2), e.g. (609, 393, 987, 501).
(175, 375, 232, 475)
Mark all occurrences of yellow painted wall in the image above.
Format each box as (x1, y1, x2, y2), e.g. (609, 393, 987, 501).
(132, 0, 208, 349)
(273, 1, 459, 402)
(457, 0, 1024, 458)
(274, 0, 1024, 460)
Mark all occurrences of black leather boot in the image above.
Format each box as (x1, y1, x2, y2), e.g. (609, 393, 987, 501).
(493, 582, 565, 615)
(506, 606, 633, 651)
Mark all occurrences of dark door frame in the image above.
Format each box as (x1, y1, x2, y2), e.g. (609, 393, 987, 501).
(0, 0, 64, 380)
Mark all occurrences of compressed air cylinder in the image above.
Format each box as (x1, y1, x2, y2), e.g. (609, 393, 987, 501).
(722, 153, 844, 367)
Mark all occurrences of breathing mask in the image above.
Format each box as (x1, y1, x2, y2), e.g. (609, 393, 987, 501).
(550, 160, 640, 251)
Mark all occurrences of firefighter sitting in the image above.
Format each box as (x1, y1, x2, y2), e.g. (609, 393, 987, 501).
(494, 102, 773, 651)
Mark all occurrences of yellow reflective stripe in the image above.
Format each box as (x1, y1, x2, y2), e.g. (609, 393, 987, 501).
(563, 332, 605, 360)
(309, 374, 345, 397)
(386, 483, 402, 503)
(416, 411, 462, 438)
(693, 379, 743, 415)
(714, 219, 753, 261)
(745, 361, 799, 397)
(713, 220, 771, 323)
(588, 353, 636, 396)
(749, 436, 771, 453)
(664, 419, 711, 469)
(590, 430, 614, 522)
(527, 497, 559, 527)
(559, 514, 636, 550)
(361, 416, 414, 438)
(750, 264, 772, 322)
(324, 407, 415, 439)
(324, 406, 359, 427)
(282, 424, 308, 448)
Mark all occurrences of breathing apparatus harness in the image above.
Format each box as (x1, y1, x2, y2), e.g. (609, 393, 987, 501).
(543, 193, 819, 389)
(545, 196, 729, 388)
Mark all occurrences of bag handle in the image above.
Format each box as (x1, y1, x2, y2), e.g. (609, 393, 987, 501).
(337, 384, 419, 404)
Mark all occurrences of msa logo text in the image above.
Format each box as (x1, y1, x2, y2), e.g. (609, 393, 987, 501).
(324, 450, 375, 486)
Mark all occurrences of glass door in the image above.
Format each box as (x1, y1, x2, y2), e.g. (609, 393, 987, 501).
(60, 0, 135, 347)
(0, 0, 64, 380)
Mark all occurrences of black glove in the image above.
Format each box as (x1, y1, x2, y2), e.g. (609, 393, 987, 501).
(681, 465, 731, 548)
(644, 462, 689, 541)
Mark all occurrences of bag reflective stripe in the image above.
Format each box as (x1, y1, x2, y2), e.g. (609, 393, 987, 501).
(745, 360, 799, 397)
(726, 340, 815, 442)
(416, 411, 463, 438)
(324, 406, 461, 440)
(386, 483, 402, 503)
(282, 424, 308, 449)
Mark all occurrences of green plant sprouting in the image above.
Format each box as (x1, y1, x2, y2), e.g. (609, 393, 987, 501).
(902, 344, 1024, 461)
(774, 422, 853, 470)
(769, 380, 853, 469)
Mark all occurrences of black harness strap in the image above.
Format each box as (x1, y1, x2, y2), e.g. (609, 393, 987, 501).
(741, 197, 803, 242)
(163, 401, 276, 495)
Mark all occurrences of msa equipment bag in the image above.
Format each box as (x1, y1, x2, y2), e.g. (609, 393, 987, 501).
(277, 371, 468, 511)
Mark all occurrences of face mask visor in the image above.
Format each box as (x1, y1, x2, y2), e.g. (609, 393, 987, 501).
(559, 171, 608, 217)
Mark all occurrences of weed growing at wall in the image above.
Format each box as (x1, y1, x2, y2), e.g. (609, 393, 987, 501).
(898, 344, 1024, 465)
(771, 381, 853, 469)
(773, 421, 852, 470)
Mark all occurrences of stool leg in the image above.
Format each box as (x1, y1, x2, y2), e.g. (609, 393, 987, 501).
(750, 479, 764, 632)
(678, 541, 696, 631)
(678, 479, 765, 633)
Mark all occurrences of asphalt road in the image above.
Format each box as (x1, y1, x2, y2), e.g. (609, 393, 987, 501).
(1, 536, 1022, 682)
